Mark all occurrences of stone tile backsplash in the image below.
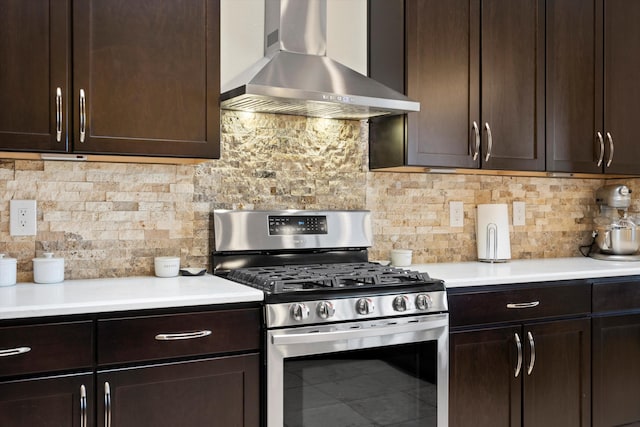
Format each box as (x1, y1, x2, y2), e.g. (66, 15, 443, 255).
(0, 111, 624, 282)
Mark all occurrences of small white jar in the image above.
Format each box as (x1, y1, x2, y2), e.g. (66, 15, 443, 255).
(154, 256, 180, 277)
(33, 252, 65, 284)
(0, 254, 17, 286)
(390, 249, 413, 267)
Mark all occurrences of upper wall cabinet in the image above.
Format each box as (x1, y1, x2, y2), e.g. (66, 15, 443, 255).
(0, 0, 220, 160)
(547, 0, 640, 175)
(369, 0, 545, 172)
(0, 0, 70, 152)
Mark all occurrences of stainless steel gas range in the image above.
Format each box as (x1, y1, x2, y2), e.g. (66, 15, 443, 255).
(212, 210, 449, 427)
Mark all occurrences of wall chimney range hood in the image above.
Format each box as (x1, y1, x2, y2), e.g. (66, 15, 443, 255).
(220, 0, 419, 120)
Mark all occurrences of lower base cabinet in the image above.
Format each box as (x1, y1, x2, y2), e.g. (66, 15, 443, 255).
(448, 281, 591, 427)
(97, 355, 259, 427)
(0, 373, 94, 427)
(450, 319, 590, 427)
(0, 305, 262, 427)
(592, 313, 640, 427)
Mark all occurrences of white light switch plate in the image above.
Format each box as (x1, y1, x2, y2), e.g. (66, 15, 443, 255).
(513, 201, 526, 226)
(10, 200, 37, 236)
(450, 201, 464, 227)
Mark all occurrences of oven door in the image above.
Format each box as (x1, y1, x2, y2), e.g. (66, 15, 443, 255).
(266, 313, 448, 427)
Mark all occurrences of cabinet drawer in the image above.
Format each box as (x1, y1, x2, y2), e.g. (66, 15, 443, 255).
(449, 281, 590, 327)
(0, 321, 94, 378)
(593, 277, 640, 313)
(98, 308, 261, 366)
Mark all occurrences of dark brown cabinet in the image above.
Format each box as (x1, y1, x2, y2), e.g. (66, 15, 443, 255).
(0, 373, 94, 427)
(368, 0, 545, 171)
(0, 305, 261, 426)
(97, 355, 259, 427)
(449, 282, 591, 427)
(0, 320, 94, 426)
(546, 0, 640, 174)
(592, 277, 640, 427)
(0, 0, 220, 159)
(0, 0, 70, 152)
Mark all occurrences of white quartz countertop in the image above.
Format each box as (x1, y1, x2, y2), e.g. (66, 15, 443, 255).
(5, 257, 640, 320)
(411, 257, 640, 288)
(0, 275, 264, 320)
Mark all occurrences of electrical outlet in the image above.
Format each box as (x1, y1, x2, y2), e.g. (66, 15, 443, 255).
(10, 200, 37, 236)
(450, 201, 464, 227)
(513, 201, 526, 226)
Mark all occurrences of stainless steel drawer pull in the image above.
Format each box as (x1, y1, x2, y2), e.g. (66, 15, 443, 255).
(104, 382, 111, 427)
(80, 384, 87, 427)
(155, 330, 212, 341)
(596, 131, 605, 167)
(527, 331, 536, 375)
(606, 132, 614, 167)
(484, 122, 493, 162)
(506, 301, 539, 309)
(55, 87, 63, 142)
(514, 332, 522, 378)
(0, 346, 31, 357)
(471, 121, 480, 160)
(79, 89, 86, 143)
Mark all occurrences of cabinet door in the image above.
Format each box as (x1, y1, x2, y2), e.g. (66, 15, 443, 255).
(546, 0, 603, 173)
(450, 326, 522, 427)
(97, 354, 260, 427)
(0, 0, 70, 152)
(405, 0, 480, 168)
(603, 0, 640, 174)
(523, 318, 591, 427)
(0, 373, 94, 427)
(480, 0, 545, 171)
(72, 0, 220, 159)
(593, 314, 640, 427)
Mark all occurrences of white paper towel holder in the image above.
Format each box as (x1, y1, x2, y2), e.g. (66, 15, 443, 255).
(476, 204, 511, 263)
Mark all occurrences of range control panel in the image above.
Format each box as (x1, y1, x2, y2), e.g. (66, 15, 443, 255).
(268, 215, 328, 235)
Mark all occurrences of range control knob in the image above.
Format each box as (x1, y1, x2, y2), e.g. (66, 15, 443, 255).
(316, 301, 336, 319)
(415, 294, 433, 310)
(393, 295, 410, 312)
(290, 303, 310, 321)
(355, 298, 375, 315)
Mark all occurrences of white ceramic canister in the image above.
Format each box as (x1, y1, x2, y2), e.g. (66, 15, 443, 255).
(154, 256, 180, 277)
(390, 249, 413, 267)
(33, 252, 65, 284)
(0, 254, 17, 286)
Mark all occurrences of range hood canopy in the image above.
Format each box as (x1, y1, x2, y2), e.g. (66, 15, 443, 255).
(220, 0, 420, 120)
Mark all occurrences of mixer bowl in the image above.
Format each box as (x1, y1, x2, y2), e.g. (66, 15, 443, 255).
(594, 225, 640, 255)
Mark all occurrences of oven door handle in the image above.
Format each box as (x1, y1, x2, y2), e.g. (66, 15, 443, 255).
(270, 314, 448, 346)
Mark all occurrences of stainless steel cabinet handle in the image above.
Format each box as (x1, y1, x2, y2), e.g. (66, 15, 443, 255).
(527, 331, 536, 375)
(606, 132, 614, 168)
(506, 301, 540, 309)
(79, 89, 86, 143)
(55, 87, 62, 142)
(0, 346, 31, 357)
(104, 382, 111, 427)
(514, 332, 522, 378)
(484, 122, 493, 162)
(596, 131, 605, 167)
(471, 121, 480, 161)
(154, 330, 212, 341)
(80, 384, 87, 427)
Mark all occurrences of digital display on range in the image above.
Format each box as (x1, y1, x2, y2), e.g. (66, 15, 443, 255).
(268, 215, 328, 235)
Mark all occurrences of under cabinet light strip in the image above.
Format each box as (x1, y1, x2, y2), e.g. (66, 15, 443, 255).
(40, 154, 88, 161)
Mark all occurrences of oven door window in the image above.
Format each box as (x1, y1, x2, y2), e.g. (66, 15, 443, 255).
(283, 341, 437, 427)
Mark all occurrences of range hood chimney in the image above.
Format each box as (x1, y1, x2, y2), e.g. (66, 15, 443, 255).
(220, 0, 419, 120)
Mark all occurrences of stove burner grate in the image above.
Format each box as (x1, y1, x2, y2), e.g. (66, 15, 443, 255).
(227, 262, 435, 294)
